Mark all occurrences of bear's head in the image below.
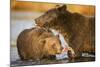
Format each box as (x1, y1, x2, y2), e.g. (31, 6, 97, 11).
(41, 36, 63, 56)
(35, 5, 72, 28)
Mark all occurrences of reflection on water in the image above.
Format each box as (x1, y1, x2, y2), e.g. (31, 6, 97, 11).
(11, 11, 95, 66)
(11, 46, 95, 67)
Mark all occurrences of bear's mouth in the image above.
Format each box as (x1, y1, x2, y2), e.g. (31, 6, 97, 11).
(48, 55, 56, 60)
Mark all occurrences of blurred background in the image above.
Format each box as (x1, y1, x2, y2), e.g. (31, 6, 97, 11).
(11, 0, 95, 16)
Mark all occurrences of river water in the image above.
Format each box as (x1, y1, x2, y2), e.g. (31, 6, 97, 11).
(10, 11, 95, 66)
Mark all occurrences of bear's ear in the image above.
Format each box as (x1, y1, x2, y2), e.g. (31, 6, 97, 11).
(57, 4, 67, 11)
(40, 39, 46, 45)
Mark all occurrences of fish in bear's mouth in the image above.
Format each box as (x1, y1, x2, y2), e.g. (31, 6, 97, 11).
(49, 28, 75, 60)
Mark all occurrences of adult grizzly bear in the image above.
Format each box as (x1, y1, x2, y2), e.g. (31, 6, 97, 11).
(17, 27, 62, 60)
(35, 5, 95, 57)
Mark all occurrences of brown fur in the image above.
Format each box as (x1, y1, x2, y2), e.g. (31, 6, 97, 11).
(17, 27, 62, 60)
(35, 5, 95, 57)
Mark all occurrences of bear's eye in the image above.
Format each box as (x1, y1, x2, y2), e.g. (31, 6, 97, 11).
(52, 44, 56, 49)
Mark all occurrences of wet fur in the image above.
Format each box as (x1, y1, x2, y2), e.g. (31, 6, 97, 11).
(17, 27, 62, 60)
(35, 5, 95, 57)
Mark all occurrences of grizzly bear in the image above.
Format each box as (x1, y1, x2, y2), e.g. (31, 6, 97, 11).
(35, 5, 95, 57)
(17, 27, 62, 60)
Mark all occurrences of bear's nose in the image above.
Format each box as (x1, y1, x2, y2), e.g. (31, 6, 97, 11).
(57, 52, 61, 54)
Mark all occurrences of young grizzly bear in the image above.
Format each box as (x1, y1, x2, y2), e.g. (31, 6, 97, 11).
(17, 27, 62, 60)
(35, 5, 95, 57)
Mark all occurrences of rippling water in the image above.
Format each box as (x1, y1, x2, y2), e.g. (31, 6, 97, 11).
(10, 11, 95, 66)
(10, 46, 95, 66)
